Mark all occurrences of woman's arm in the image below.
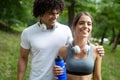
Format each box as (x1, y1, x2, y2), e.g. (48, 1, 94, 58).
(93, 46, 102, 80)
(58, 46, 68, 59)
(53, 46, 68, 76)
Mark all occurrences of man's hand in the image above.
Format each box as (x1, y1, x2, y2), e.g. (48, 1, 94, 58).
(95, 43, 105, 56)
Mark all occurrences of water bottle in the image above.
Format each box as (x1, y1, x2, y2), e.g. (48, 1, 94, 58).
(55, 56, 67, 80)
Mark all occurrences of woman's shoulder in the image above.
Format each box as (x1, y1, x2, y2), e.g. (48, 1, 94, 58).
(58, 46, 68, 58)
(91, 44, 102, 59)
(59, 46, 68, 53)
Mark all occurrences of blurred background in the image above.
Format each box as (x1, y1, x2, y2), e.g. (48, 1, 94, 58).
(0, 0, 120, 80)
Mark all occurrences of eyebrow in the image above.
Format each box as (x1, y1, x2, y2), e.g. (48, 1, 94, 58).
(79, 21, 92, 23)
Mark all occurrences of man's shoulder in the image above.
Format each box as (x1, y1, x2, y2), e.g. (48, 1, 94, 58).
(23, 23, 37, 31)
(56, 22, 67, 26)
(56, 22, 70, 29)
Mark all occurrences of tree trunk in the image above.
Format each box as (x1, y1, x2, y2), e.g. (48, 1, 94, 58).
(109, 26, 115, 45)
(100, 27, 107, 45)
(111, 30, 120, 52)
(68, 0, 75, 28)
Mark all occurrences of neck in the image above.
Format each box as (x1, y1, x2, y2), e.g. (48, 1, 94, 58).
(73, 38, 88, 47)
(39, 20, 55, 29)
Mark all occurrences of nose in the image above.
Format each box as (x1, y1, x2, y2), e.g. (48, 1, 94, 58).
(53, 14, 59, 19)
(84, 23, 88, 28)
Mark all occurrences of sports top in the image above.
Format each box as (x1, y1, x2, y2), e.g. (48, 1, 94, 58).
(66, 44, 95, 76)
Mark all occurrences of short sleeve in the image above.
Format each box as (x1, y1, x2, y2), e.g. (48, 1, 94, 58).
(66, 27, 73, 45)
(20, 29, 30, 49)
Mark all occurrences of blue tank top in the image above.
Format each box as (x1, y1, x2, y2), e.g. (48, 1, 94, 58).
(66, 44, 95, 75)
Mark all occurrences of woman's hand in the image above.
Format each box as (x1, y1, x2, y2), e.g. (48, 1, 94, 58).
(53, 65, 63, 76)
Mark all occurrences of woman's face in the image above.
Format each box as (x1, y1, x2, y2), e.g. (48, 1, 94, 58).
(75, 14, 92, 38)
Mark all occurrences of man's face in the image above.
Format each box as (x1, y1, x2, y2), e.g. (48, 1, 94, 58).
(40, 10, 60, 29)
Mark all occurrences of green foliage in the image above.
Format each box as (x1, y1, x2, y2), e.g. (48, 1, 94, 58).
(0, 0, 120, 40)
(88, 0, 120, 45)
(0, 0, 23, 25)
(75, 0, 96, 12)
(0, 0, 35, 27)
(58, 10, 68, 25)
(0, 30, 120, 80)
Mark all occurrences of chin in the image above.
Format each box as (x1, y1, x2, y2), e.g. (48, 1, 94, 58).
(51, 22, 56, 26)
(82, 35, 88, 38)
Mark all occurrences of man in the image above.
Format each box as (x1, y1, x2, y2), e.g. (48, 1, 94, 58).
(17, 0, 104, 80)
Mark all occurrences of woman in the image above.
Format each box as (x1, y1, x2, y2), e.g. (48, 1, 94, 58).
(53, 11, 102, 80)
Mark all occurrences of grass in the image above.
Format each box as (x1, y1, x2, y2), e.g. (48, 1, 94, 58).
(102, 44, 120, 80)
(0, 30, 30, 80)
(0, 30, 120, 80)
(0, 31, 20, 80)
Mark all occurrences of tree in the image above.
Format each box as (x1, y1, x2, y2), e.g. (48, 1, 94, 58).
(66, 0, 75, 27)
(0, 0, 34, 32)
(93, 0, 120, 52)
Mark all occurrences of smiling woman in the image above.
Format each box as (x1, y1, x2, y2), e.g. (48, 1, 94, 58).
(53, 11, 102, 80)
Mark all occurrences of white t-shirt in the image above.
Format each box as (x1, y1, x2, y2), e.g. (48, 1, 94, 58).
(20, 22, 73, 80)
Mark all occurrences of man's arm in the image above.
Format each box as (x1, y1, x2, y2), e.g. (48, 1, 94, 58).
(17, 47, 30, 80)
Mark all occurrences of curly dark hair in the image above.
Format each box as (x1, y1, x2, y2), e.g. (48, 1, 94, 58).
(33, 0, 65, 18)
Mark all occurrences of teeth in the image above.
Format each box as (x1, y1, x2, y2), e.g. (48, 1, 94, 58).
(81, 28, 89, 32)
(83, 30, 87, 31)
(81, 30, 88, 32)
